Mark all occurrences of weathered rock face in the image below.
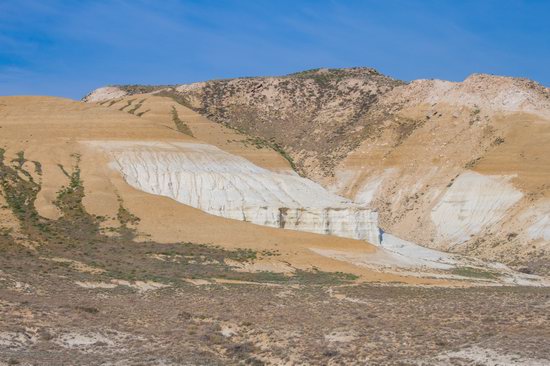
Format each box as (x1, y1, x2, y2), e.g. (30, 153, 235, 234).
(329, 77, 550, 273)
(430, 172, 524, 245)
(82, 86, 128, 103)
(89, 141, 381, 244)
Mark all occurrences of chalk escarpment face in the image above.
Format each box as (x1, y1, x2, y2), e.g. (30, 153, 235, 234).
(430, 172, 523, 244)
(88, 140, 381, 244)
(521, 200, 550, 241)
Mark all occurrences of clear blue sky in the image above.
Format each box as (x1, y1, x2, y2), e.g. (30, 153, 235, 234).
(1, 0, 549, 99)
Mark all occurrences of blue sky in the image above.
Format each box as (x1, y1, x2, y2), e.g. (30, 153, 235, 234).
(1, 0, 549, 99)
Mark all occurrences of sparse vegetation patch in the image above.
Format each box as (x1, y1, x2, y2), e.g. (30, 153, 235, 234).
(451, 266, 500, 280)
(171, 106, 194, 137)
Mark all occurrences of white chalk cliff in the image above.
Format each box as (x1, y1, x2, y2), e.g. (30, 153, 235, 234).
(89, 141, 381, 244)
(431, 171, 523, 244)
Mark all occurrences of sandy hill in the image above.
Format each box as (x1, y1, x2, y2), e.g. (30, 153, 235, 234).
(84, 68, 550, 274)
(2, 93, 544, 285)
(2, 95, 467, 286)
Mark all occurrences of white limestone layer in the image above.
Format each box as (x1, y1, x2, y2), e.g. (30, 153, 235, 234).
(88, 141, 380, 244)
(431, 171, 523, 244)
(521, 200, 550, 241)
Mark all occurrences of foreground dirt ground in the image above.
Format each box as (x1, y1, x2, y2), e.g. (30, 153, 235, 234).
(1, 270, 549, 365)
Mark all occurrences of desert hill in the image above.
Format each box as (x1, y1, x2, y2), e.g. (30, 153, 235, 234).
(0, 95, 394, 284)
(84, 68, 550, 274)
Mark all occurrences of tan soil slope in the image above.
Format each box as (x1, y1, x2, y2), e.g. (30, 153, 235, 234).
(1, 96, 440, 284)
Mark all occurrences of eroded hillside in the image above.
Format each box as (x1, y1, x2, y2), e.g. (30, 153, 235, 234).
(0, 96, 387, 283)
(85, 68, 550, 274)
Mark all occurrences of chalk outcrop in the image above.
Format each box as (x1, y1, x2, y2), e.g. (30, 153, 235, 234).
(89, 141, 381, 244)
(431, 172, 523, 244)
(82, 86, 127, 103)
